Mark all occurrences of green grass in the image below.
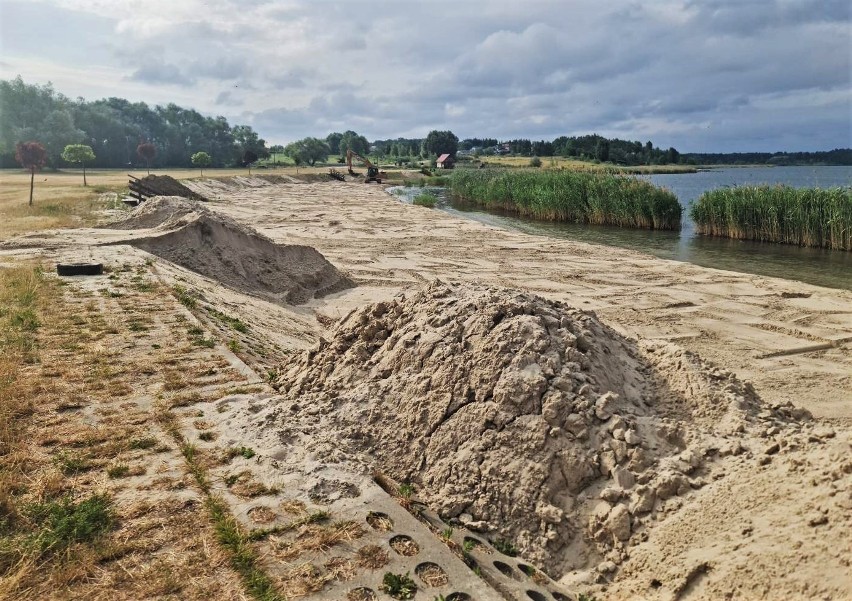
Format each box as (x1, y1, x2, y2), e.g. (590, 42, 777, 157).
(689, 185, 852, 250)
(380, 571, 417, 599)
(412, 193, 438, 208)
(449, 169, 682, 230)
(28, 493, 115, 555)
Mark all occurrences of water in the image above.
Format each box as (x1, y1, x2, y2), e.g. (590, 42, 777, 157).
(388, 166, 852, 290)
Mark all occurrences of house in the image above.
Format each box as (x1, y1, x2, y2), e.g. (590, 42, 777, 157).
(436, 154, 455, 169)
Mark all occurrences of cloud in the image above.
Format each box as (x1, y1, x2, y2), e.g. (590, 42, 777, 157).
(6, 0, 851, 151)
(128, 61, 194, 86)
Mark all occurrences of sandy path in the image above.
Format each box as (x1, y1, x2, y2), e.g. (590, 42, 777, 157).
(198, 181, 851, 422)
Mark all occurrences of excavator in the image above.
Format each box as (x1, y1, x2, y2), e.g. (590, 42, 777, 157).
(346, 149, 386, 184)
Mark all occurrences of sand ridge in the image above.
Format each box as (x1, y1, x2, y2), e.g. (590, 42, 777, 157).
(112, 196, 355, 304)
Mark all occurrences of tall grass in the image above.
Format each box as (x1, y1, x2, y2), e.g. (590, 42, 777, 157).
(448, 169, 682, 230)
(690, 185, 852, 251)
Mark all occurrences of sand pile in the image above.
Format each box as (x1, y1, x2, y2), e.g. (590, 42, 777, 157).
(183, 174, 300, 198)
(108, 196, 203, 230)
(135, 174, 208, 201)
(276, 281, 813, 575)
(115, 197, 353, 304)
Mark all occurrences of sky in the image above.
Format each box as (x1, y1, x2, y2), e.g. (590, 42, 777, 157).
(1, 0, 850, 152)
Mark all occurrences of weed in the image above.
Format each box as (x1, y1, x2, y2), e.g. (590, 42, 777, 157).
(207, 307, 249, 333)
(413, 193, 438, 208)
(107, 464, 130, 478)
(441, 526, 453, 540)
(224, 446, 256, 461)
(227, 339, 241, 353)
(128, 437, 158, 450)
(173, 285, 197, 309)
(54, 452, 90, 475)
(28, 493, 116, 554)
(380, 571, 417, 599)
(206, 496, 282, 601)
(492, 538, 519, 557)
(199, 432, 216, 442)
(397, 483, 415, 499)
(462, 539, 475, 553)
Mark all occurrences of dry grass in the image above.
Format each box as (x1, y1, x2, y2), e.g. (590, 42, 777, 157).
(0, 167, 294, 239)
(0, 261, 250, 600)
(356, 544, 390, 569)
(480, 155, 696, 173)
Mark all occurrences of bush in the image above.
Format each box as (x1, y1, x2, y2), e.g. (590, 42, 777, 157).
(413, 193, 438, 208)
(690, 185, 851, 250)
(448, 169, 681, 230)
(529, 156, 542, 168)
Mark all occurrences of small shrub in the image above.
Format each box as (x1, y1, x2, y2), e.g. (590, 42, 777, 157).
(380, 571, 417, 599)
(412, 193, 437, 208)
(529, 156, 542, 168)
(225, 446, 256, 461)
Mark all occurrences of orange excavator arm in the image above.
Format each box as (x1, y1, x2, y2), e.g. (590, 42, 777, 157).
(346, 149, 384, 183)
(346, 149, 374, 175)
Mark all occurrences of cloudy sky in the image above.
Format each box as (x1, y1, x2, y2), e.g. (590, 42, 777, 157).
(1, 0, 850, 152)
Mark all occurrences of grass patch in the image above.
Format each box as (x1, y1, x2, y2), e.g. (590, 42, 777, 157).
(156, 403, 283, 600)
(206, 496, 283, 601)
(491, 537, 519, 557)
(207, 306, 249, 333)
(380, 571, 417, 599)
(173, 285, 197, 309)
(690, 185, 851, 250)
(106, 464, 130, 478)
(128, 436, 158, 450)
(412, 193, 438, 208)
(27, 493, 116, 555)
(224, 446, 256, 461)
(449, 169, 682, 230)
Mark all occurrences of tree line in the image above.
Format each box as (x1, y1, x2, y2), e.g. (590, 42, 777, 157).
(0, 77, 269, 169)
(4, 77, 848, 172)
(680, 149, 851, 166)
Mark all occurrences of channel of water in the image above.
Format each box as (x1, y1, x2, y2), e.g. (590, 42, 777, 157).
(388, 166, 852, 290)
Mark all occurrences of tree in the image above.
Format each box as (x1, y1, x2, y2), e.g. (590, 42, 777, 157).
(232, 125, 268, 165)
(191, 151, 211, 176)
(61, 144, 96, 186)
(595, 139, 610, 162)
(325, 132, 343, 155)
(338, 130, 369, 156)
(137, 142, 156, 174)
(15, 141, 47, 206)
(242, 150, 258, 174)
(284, 137, 330, 166)
(423, 130, 459, 157)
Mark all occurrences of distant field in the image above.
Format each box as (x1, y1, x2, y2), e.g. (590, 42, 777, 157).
(476, 155, 697, 173)
(0, 167, 329, 238)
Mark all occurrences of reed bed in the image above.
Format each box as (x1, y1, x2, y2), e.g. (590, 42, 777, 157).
(448, 169, 682, 230)
(690, 185, 852, 251)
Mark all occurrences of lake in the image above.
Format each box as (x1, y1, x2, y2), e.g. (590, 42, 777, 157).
(389, 166, 852, 290)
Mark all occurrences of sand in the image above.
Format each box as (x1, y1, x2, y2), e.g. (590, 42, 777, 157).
(2, 177, 849, 600)
(274, 280, 849, 600)
(116, 196, 354, 304)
